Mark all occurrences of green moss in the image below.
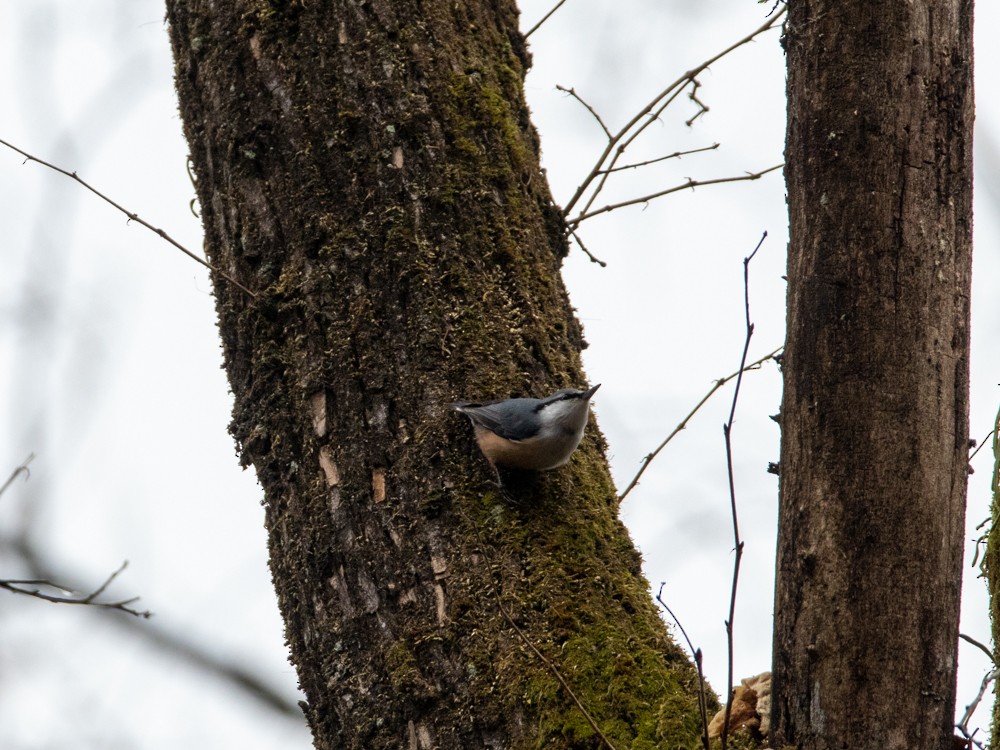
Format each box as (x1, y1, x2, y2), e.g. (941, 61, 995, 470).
(443, 72, 531, 179)
(452, 451, 711, 749)
(385, 640, 421, 690)
(985, 405, 1000, 741)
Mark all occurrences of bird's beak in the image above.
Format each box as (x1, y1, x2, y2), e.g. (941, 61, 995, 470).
(584, 383, 601, 399)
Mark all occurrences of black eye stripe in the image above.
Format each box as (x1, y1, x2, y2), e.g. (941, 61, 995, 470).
(537, 391, 583, 409)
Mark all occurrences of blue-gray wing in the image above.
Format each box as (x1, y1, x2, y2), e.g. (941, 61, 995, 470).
(451, 398, 542, 441)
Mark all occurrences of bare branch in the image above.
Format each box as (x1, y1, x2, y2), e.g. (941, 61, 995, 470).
(685, 79, 709, 127)
(2, 461, 146, 617)
(968, 426, 997, 463)
(571, 83, 692, 223)
(1, 460, 302, 718)
(618, 346, 781, 503)
(524, 0, 569, 38)
(568, 164, 782, 228)
(556, 85, 612, 140)
(600, 143, 720, 174)
(0, 561, 151, 618)
(720, 231, 766, 750)
(5, 530, 303, 717)
(568, 227, 607, 267)
(956, 667, 997, 748)
(960, 633, 995, 663)
(562, 9, 785, 217)
(656, 584, 712, 750)
(0, 454, 34, 500)
(0, 137, 257, 298)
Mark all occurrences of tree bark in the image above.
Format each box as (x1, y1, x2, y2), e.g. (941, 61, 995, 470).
(773, 2, 973, 749)
(166, 2, 705, 748)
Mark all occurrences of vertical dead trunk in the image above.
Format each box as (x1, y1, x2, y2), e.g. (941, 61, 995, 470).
(166, 2, 705, 748)
(773, 2, 973, 749)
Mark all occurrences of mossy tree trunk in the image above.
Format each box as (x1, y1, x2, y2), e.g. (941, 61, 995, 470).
(773, 2, 973, 749)
(984, 407, 1000, 740)
(166, 2, 705, 748)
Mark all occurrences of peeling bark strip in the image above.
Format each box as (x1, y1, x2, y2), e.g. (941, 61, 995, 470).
(774, 2, 973, 749)
(166, 2, 706, 748)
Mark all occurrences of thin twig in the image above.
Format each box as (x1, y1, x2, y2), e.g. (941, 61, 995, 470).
(1, 458, 148, 616)
(765, 0, 786, 17)
(0, 560, 151, 618)
(562, 10, 785, 218)
(0, 454, 34, 500)
(720, 231, 766, 750)
(568, 227, 607, 267)
(685, 79, 709, 127)
(957, 667, 997, 748)
(5, 530, 301, 716)
(960, 633, 995, 663)
(0, 137, 257, 298)
(618, 347, 781, 503)
(971, 515, 991, 572)
(1, 461, 298, 716)
(600, 144, 720, 174)
(968, 427, 997, 463)
(656, 583, 711, 750)
(524, 0, 569, 38)
(556, 85, 612, 140)
(574, 81, 694, 222)
(554, 12, 783, 260)
(568, 164, 782, 228)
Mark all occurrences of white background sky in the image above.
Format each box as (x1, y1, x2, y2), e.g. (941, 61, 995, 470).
(0, 2, 997, 748)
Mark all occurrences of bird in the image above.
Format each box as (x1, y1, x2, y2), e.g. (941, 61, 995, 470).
(451, 384, 600, 472)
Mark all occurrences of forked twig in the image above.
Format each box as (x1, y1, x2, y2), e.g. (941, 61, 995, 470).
(685, 79, 709, 127)
(0, 560, 151, 618)
(618, 346, 781, 503)
(6, 527, 299, 715)
(573, 81, 693, 223)
(956, 666, 996, 749)
(1, 457, 151, 617)
(562, 10, 785, 219)
(719, 231, 766, 750)
(556, 85, 612, 139)
(0, 137, 257, 298)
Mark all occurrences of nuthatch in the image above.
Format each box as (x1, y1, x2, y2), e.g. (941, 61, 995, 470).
(451, 384, 601, 471)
